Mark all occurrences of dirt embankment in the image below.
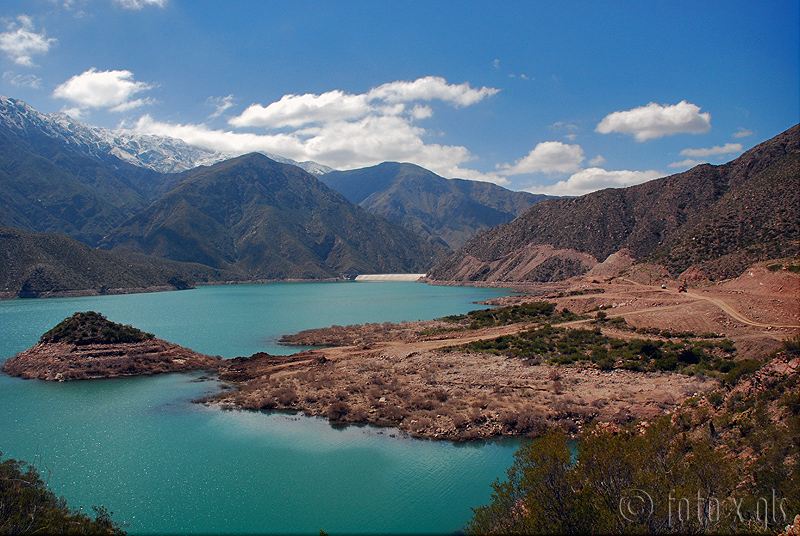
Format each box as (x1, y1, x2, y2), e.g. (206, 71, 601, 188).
(2, 339, 221, 381)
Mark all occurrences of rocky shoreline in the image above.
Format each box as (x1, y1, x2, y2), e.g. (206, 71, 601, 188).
(4, 261, 796, 441)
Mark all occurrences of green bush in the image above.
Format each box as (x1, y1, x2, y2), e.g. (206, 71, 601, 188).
(41, 311, 154, 346)
(0, 454, 126, 534)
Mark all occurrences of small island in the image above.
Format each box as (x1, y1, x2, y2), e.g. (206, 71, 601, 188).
(1, 311, 221, 381)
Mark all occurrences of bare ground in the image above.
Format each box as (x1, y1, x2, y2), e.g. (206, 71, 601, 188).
(209, 260, 798, 440)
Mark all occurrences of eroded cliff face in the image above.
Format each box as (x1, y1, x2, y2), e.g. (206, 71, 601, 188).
(1, 339, 221, 381)
(427, 244, 599, 283)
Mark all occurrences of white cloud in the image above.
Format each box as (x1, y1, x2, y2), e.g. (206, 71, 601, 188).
(526, 167, 663, 196)
(228, 76, 498, 129)
(498, 141, 584, 175)
(668, 158, 704, 168)
(53, 68, 154, 113)
(733, 127, 754, 138)
(2, 71, 42, 88)
(231, 90, 370, 128)
(366, 76, 499, 106)
(132, 112, 507, 184)
(0, 15, 57, 67)
(144, 76, 503, 182)
(114, 0, 166, 9)
(588, 154, 606, 166)
(679, 142, 742, 157)
(207, 94, 235, 119)
(596, 100, 711, 141)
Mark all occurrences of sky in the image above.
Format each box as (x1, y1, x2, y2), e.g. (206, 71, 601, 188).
(0, 1, 797, 195)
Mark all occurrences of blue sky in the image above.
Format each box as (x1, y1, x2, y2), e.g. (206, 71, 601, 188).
(1, 1, 797, 195)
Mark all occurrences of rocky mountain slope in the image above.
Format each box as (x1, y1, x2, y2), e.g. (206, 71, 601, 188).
(322, 162, 549, 249)
(428, 124, 799, 283)
(102, 154, 448, 279)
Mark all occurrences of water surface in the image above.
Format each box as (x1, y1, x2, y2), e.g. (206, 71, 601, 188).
(0, 282, 519, 534)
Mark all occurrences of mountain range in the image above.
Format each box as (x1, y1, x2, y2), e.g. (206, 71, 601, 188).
(427, 123, 799, 283)
(321, 162, 548, 249)
(101, 153, 447, 279)
(0, 96, 332, 175)
(1, 95, 797, 297)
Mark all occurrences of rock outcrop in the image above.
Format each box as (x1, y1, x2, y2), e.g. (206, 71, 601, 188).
(2, 339, 220, 381)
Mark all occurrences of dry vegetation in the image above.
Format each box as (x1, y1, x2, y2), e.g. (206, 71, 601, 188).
(209, 258, 798, 441)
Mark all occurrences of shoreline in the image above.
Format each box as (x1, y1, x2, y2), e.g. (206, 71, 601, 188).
(0, 275, 431, 302)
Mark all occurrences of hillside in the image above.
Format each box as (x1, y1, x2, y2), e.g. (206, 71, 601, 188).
(102, 154, 449, 279)
(322, 162, 548, 249)
(0, 226, 237, 299)
(0, 119, 153, 247)
(428, 124, 799, 283)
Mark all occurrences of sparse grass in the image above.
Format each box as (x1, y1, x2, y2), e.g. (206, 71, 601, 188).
(441, 302, 584, 330)
(444, 323, 738, 375)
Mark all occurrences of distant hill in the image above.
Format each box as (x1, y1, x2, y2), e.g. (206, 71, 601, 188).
(0, 226, 237, 298)
(102, 154, 448, 279)
(0, 97, 450, 293)
(321, 162, 549, 249)
(428, 124, 799, 283)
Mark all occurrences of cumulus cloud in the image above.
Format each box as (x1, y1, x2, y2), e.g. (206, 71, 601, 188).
(668, 158, 704, 169)
(114, 0, 166, 9)
(133, 76, 502, 182)
(231, 90, 370, 129)
(588, 155, 606, 166)
(366, 76, 500, 106)
(733, 127, 754, 138)
(0, 15, 57, 67)
(679, 143, 742, 157)
(596, 100, 711, 141)
(53, 68, 155, 113)
(229, 76, 498, 129)
(498, 141, 584, 175)
(132, 112, 508, 185)
(526, 167, 663, 196)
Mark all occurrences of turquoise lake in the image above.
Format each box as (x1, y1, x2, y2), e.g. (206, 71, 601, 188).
(0, 282, 520, 534)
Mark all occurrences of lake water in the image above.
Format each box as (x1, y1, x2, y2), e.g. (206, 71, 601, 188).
(0, 282, 520, 534)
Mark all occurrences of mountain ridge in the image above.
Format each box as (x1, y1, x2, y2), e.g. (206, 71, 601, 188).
(101, 153, 448, 279)
(427, 124, 799, 283)
(0, 95, 332, 176)
(322, 162, 549, 249)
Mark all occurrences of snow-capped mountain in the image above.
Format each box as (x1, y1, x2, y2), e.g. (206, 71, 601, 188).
(0, 96, 333, 175)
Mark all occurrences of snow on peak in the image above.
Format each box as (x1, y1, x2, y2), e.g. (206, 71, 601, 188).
(0, 95, 334, 175)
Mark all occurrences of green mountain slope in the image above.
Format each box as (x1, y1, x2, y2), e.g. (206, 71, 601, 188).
(0, 226, 236, 298)
(322, 162, 548, 249)
(428, 124, 799, 283)
(0, 129, 150, 246)
(103, 154, 449, 279)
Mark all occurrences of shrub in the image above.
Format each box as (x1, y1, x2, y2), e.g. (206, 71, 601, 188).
(41, 311, 153, 346)
(0, 454, 126, 534)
